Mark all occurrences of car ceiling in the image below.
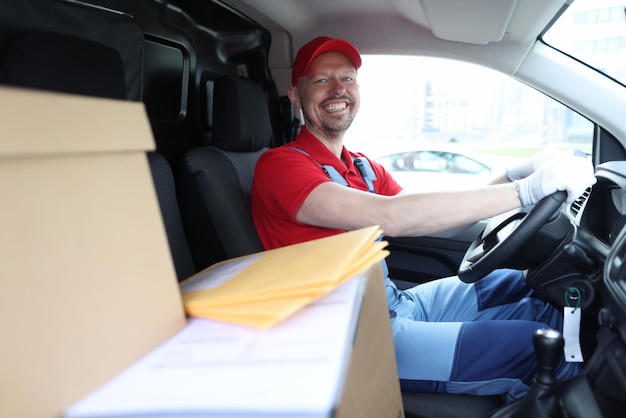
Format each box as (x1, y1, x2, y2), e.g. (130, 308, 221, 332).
(222, 0, 569, 87)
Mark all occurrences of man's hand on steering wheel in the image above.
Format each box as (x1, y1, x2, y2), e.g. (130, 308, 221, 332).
(458, 151, 596, 283)
(513, 153, 596, 207)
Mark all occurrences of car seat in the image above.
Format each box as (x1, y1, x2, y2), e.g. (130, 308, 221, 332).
(178, 75, 271, 271)
(0, 30, 196, 282)
(147, 151, 196, 281)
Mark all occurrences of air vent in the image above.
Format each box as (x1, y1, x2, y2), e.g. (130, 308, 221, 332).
(570, 187, 591, 216)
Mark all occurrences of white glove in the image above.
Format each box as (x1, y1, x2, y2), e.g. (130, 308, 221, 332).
(507, 149, 571, 181)
(514, 154, 596, 206)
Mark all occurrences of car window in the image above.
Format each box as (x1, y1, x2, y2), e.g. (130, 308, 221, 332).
(542, 0, 626, 86)
(344, 55, 594, 192)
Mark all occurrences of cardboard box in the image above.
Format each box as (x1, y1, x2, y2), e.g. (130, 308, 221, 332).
(336, 262, 405, 418)
(0, 86, 187, 418)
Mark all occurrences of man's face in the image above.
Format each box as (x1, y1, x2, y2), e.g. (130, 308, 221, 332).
(290, 51, 360, 138)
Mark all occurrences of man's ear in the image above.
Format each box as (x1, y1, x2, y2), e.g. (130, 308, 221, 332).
(287, 85, 301, 109)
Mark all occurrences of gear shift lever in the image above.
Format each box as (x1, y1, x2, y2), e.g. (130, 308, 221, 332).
(513, 328, 563, 418)
(532, 328, 563, 386)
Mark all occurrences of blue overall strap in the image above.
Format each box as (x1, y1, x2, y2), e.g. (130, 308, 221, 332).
(354, 157, 377, 194)
(323, 166, 350, 186)
(288, 146, 376, 192)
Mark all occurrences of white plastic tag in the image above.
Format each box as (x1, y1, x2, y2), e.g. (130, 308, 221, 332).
(563, 307, 584, 362)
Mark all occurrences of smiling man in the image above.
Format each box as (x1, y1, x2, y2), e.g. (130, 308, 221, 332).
(250, 36, 595, 401)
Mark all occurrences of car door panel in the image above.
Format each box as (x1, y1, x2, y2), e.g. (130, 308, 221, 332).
(385, 221, 486, 288)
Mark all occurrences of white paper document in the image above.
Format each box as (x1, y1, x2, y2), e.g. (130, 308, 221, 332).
(64, 277, 365, 418)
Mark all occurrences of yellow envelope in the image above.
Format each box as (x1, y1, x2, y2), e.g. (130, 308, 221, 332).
(180, 226, 389, 328)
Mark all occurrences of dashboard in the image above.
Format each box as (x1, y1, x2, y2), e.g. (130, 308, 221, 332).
(561, 161, 626, 417)
(567, 161, 626, 323)
(593, 163, 626, 337)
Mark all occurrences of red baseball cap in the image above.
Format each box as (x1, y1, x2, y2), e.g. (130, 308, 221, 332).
(291, 36, 362, 86)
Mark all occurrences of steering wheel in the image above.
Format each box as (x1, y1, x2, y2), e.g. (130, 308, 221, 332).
(458, 191, 567, 283)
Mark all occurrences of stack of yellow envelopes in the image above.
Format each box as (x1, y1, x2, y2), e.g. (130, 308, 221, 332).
(180, 226, 389, 328)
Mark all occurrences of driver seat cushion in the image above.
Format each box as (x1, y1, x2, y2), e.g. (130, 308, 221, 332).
(402, 391, 503, 417)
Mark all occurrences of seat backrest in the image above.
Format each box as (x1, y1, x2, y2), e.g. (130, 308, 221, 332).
(147, 152, 196, 281)
(1, 30, 196, 282)
(1, 31, 128, 100)
(179, 75, 272, 270)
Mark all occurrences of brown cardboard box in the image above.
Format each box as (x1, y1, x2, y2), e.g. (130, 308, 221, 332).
(0, 86, 187, 418)
(336, 262, 405, 418)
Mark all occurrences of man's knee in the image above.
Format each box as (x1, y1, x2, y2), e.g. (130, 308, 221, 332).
(475, 270, 531, 311)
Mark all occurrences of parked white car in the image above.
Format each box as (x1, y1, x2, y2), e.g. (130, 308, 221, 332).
(375, 149, 494, 192)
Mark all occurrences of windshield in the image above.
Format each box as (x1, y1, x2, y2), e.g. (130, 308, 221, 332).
(542, 0, 626, 85)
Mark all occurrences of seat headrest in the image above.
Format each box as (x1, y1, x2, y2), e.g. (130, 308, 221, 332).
(212, 75, 272, 152)
(1, 31, 127, 100)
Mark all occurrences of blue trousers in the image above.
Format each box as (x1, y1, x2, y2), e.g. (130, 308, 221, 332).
(387, 269, 580, 402)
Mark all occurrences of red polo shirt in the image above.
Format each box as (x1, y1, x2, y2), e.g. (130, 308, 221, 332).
(251, 127, 403, 250)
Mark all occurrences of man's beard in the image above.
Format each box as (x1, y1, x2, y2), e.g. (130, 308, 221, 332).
(303, 112, 354, 138)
